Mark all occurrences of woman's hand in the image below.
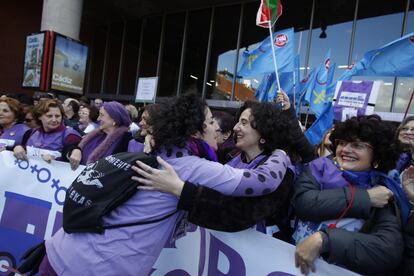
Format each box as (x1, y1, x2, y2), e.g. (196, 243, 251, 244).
(402, 166, 414, 202)
(41, 154, 55, 163)
(69, 149, 82, 171)
(295, 232, 323, 275)
(131, 156, 185, 197)
(276, 90, 291, 110)
(143, 134, 154, 154)
(13, 145, 27, 161)
(367, 185, 393, 208)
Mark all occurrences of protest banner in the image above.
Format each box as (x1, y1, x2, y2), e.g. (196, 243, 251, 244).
(0, 151, 356, 275)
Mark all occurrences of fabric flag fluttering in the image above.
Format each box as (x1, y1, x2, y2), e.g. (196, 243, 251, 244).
(237, 28, 295, 77)
(256, 0, 283, 28)
(304, 49, 335, 118)
(305, 102, 334, 145)
(339, 32, 414, 80)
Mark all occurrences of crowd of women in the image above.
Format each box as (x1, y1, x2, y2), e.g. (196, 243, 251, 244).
(1, 91, 413, 275)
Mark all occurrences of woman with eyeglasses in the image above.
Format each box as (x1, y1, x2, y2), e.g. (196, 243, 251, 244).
(23, 106, 40, 129)
(78, 105, 99, 135)
(0, 97, 30, 151)
(292, 115, 409, 275)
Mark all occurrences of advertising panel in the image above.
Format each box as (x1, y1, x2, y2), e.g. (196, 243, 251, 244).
(51, 34, 88, 94)
(22, 33, 45, 88)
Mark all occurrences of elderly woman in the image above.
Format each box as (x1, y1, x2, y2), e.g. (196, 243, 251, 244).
(68, 101, 132, 170)
(78, 105, 99, 135)
(0, 97, 30, 150)
(292, 115, 409, 275)
(13, 99, 81, 162)
(38, 93, 292, 276)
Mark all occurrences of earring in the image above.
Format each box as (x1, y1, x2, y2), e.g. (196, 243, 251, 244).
(373, 162, 379, 169)
(112, 122, 116, 126)
(259, 138, 266, 144)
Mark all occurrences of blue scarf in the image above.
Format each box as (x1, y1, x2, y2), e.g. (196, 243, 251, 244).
(342, 168, 410, 226)
(309, 157, 410, 225)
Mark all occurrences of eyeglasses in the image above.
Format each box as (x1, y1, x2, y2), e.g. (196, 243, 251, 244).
(335, 139, 373, 151)
(400, 127, 414, 133)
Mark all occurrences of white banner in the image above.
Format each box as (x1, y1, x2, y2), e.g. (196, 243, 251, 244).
(0, 151, 357, 275)
(153, 226, 358, 276)
(0, 151, 84, 273)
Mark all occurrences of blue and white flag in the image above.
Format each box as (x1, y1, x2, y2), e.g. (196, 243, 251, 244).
(305, 102, 334, 145)
(238, 28, 295, 77)
(304, 50, 335, 118)
(339, 32, 414, 80)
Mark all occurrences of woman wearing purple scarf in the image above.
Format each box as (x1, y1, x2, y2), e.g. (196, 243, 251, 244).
(40, 93, 291, 276)
(0, 97, 30, 151)
(292, 115, 409, 275)
(68, 101, 132, 170)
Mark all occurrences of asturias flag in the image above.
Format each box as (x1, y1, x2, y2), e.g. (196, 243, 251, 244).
(339, 32, 414, 80)
(304, 49, 336, 118)
(305, 102, 334, 145)
(237, 28, 294, 77)
(256, 0, 283, 28)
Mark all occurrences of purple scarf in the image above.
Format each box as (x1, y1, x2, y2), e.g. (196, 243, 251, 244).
(79, 126, 129, 164)
(187, 138, 218, 162)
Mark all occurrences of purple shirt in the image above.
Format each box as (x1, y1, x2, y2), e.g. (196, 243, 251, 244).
(45, 146, 290, 275)
(128, 139, 144, 153)
(0, 123, 29, 148)
(26, 125, 80, 152)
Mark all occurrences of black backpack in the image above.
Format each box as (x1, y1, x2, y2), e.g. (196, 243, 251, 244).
(63, 152, 168, 234)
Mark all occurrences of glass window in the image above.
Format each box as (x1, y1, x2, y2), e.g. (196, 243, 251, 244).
(234, 2, 271, 102)
(88, 25, 107, 94)
(353, 0, 406, 112)
(308, 0, 356, 80)
(119, 20, 141, 96)
(158, 13, 185, 97)
(139, 16, 162, 78)
(103, 22, 123, 95)
(181, 9, 212, 95)
(394, 4, 414, 114)
(206, 5, 241, 100)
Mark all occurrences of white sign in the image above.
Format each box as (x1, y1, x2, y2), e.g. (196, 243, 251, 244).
(153, 226, 358, 276)
(135, 77, 158, 103)
(0, 151, 357, 276)
(0, 151, 84, 272)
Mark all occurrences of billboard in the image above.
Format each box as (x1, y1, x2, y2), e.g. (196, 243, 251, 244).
(22, 33, 45, 88)
(51, 34, 88, 94)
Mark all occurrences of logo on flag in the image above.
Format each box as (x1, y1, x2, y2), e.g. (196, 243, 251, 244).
(274, 33, 288, 47)
(325, 58, 331, 70)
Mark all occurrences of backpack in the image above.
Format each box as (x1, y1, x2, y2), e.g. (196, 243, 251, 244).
(63, 152, 166, 234)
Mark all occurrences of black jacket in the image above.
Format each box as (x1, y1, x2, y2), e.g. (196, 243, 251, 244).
(293, 167, 404, 275)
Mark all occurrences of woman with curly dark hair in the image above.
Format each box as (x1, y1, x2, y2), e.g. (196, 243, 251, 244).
(41, 93, 294, 276)
(292, 115, 410, 275)
(132, 92, 312, 236)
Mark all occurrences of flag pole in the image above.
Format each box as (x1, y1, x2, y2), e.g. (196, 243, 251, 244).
(267, 21, 282, 94)
(404, 88, 414, 119)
